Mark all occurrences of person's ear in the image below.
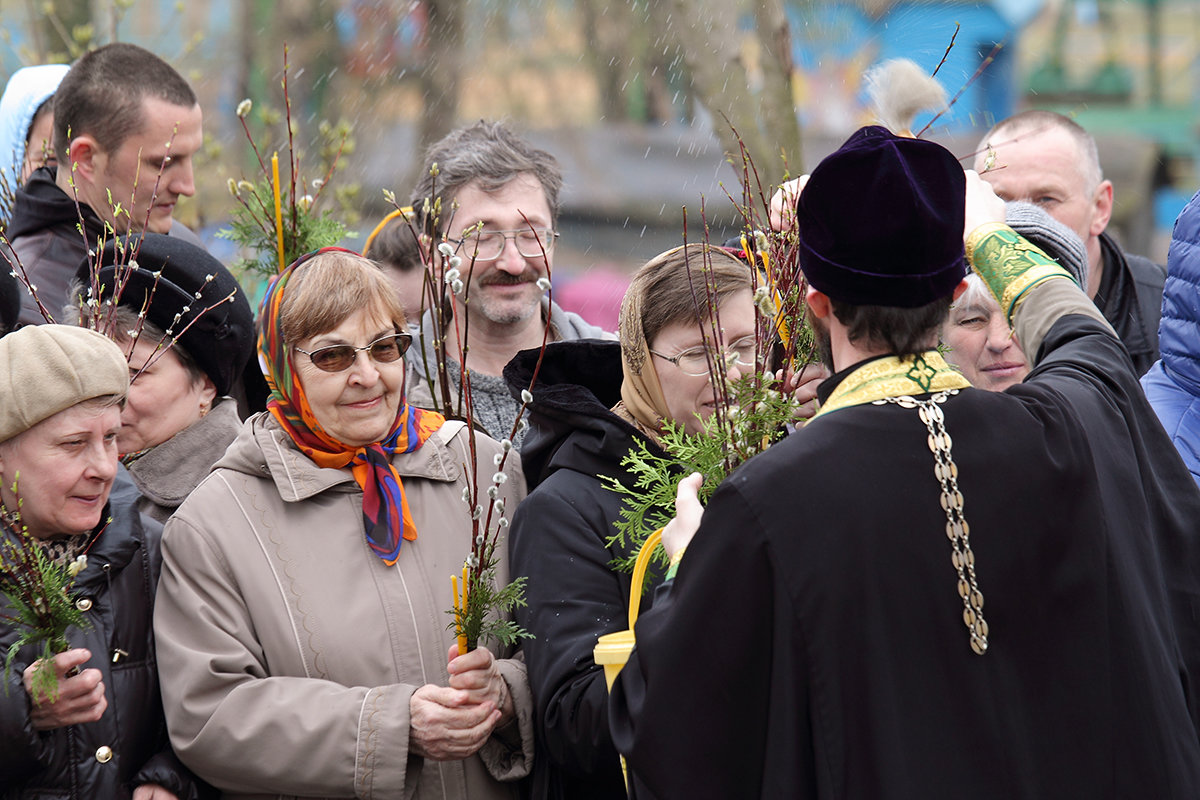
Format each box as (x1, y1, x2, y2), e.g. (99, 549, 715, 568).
(951, 278, 970, 303)
(1089, 179, 1114, 237)
(197, 374, 218, 409)
(66, 135, 104, 185)
(805, 285, 832, 319)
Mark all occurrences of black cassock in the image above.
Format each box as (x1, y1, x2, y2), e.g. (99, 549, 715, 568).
(610, 311, 1200, 799)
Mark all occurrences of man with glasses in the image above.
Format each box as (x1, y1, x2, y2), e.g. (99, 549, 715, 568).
(407, 120, 611, 444)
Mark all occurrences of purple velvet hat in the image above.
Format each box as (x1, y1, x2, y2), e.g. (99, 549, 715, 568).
(797, 126, 967, 308)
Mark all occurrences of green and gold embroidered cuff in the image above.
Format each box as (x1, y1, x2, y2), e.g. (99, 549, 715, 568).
(664, 546, 687, 581)
(965, 223, 1075, 323)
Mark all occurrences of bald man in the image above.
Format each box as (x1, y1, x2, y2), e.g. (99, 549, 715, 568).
(975, 110, 1165, 374)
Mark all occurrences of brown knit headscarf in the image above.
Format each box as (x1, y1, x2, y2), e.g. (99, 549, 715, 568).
(614, 244, 753, 443)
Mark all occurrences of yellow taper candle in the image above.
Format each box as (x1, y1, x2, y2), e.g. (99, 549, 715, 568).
(271, 152, 285, 273)
(761, 249, 792, 350)
(451, 573, 466, 654)
(458, 564, 469, 655)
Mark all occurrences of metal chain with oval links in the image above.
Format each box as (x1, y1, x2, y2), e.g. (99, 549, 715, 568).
(873, 389, 989, 655)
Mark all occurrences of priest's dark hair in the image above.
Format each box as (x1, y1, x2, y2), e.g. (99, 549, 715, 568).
(52, 43, 197, 157)
(830, 295, 953, 358)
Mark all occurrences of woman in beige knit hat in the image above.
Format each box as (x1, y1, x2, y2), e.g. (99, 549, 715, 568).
(0, 324, 128, 537)
(0, 324, 206, 799)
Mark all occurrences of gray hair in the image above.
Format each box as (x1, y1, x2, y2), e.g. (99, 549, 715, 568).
(975, 110, 1103, 194)
(410, 120, 563, 232)
(948, 273, 995, 317)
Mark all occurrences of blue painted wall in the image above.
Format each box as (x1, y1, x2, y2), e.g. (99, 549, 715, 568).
(877, 3, 1015, 132)
(787, 2, 1018, 134)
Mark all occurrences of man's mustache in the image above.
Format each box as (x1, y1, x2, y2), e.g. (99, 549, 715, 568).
(478, 270, 539, 287)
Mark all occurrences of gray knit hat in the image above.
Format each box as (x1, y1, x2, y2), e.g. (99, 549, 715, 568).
(0, 324, 128, 442)
(1005, 201, 1089, 293)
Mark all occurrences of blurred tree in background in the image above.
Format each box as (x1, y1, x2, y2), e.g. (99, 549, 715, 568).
(661, 0, 804, 176)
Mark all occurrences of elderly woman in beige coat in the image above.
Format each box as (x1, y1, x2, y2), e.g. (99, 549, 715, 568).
(153, 249, 532, 798)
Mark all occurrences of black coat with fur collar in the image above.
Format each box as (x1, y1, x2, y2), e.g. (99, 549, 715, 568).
(505, 340, 667, 800)
(0, 468, 209, 800)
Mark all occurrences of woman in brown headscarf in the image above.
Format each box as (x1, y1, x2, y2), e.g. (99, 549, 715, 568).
(503, 243, 762, 799)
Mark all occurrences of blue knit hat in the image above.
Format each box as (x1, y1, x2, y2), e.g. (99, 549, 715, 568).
(0, 64, 69, 185)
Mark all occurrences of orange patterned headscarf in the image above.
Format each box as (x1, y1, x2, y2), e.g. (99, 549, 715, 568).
(257, 248, 444, 565)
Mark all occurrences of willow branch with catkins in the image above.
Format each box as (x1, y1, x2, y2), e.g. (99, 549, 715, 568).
(384, 184, 542, 652)
(218, 46, 354, 280)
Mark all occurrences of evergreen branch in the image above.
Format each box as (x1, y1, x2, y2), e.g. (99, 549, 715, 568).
(604, 373, 797, 577)
(1, 484, 93, 697)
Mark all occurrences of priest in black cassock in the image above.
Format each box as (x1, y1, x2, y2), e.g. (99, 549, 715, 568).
(608, 126, 1200, 799)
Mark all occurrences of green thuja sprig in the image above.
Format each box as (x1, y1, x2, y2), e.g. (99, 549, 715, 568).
(602, 371, 798, 576)
(219, 174, 349, 278)
(1, 477, 93, 699)
(450, 574, 532, 650)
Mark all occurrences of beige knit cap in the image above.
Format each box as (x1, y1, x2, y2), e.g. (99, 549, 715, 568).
(0, 325, 129, 443)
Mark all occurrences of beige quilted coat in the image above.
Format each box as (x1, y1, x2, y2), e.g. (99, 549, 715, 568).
(154, 414, 532, 799)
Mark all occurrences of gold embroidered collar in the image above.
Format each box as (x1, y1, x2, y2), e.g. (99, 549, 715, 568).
(808, 351, 971, 423)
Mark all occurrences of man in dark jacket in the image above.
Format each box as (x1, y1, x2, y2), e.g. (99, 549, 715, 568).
(8, 43, 204, 326)
(610, 127, 1200, 798)
(975, 110, 1165, 374)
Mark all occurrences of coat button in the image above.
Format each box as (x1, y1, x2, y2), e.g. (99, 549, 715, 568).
(95, 745, 113, 763)
(75, 598, 93, 612)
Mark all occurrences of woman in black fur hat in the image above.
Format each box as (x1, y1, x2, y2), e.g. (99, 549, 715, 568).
(71, 234, 254, 522)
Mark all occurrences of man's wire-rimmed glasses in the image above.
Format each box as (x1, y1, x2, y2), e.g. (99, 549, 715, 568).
(448, 228, 559, 261)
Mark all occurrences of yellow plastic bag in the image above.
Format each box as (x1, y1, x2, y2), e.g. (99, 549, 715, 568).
(593, 528, 663, 789)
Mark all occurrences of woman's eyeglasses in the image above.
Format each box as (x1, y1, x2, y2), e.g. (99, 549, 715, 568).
(650, 335, 758, 377)
(295, 332, 413, 373)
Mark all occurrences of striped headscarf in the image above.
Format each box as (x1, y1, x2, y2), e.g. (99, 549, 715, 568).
(257, 248, 444, 566)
